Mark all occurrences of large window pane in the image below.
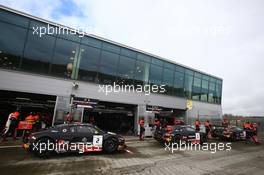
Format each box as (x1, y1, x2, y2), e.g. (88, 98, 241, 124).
(174, 71, 184, 97)
(201, 79, 209, 102)
(81, 36, 102, 48)
(0, 10, 29, 27)
(152, 57, 164, 66)
(134, 61, 150, 86)
(98, 51, 119, 84)
(208, 82, 216, 103)
(77, 45, 100, 82)
(100, 51, 119, 68)
(164, 62, 175, 70)
(149, 64, 163, 85)
(98, 66, 117, 84)
(51, 38, 80, 78)
(22, 32, 55, 74)
(192, 77, 201, 100)
(137, 54, 151, 63)
(216, 82, 222, 104)
(163, 68, 174, 95)
(184, 75, 193, 99)
(120, 48, 137, 59)
(117, 56, 135, 85)
(102, 42, 120, 54)
(0, 22, 27, 70)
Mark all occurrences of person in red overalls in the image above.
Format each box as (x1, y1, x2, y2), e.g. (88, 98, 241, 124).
(204, 120, 211, 138)
(195, 119, 201, 131)
(2, 111, 20, 142)
(64, 112, 73, 124)
(139, 118, 145, 141)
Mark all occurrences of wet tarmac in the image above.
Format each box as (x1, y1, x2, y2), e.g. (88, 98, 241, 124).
(0, 137, 263, 175)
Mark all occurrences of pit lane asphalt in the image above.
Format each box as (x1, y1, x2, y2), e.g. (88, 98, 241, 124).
(0, 137, 263, 175)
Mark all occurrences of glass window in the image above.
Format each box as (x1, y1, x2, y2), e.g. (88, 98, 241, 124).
(0, 22, 27, 70)
(185, 69, 194, 76)
(216, 82, 222, 104)
(81, 36, 102, 48)
(202, 74, 210, 81)
(98, 50, 119, 85)
(77, 45, 100, 82)
(102, 42, 120, 54)
(149, 64, 163, 85)
(120, 48, 137, 58)
(201, 80, 209, 102)
(117, 56, 135, 85)
(100, 50, 119, 68)
(192, 77, 201, 100)
(137, 54, 151, 62)
(22, 31, 55, 74)
(51, 38, 80, 78)
(163, 68, 174, 95)
(208, 82, 216, 103)
(174, 71, 184, 97)
(98, 66, 117, 84)
(152, 57, 164, 66)
(164, 62, 175, 70)
(184, 74, 193, 99)
(175, 65, 185, 73)
(0, 10, 29, 27)
(57, 29, 81, 42)
(134, 61, 150, 86)
(194, 72, 202, 78)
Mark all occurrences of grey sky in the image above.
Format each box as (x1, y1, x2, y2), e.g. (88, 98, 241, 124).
(1, 0, 263, 116)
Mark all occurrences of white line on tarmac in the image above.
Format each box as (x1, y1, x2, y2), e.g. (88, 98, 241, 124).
(125, 149, 134, 154)
(0, 145, 21, 149)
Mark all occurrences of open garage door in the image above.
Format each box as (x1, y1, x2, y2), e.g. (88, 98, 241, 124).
(83, 101, 136, 135)
(0, 90, 56, 131)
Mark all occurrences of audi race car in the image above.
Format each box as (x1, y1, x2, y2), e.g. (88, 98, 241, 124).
(211, 125, 245, 141)
(158, 125, 207, 144)
(23, 123, 126, 157)
(222, 126, 246, 141)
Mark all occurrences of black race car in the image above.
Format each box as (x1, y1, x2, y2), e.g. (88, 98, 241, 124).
(23, 123, 126, 157)
(159, 125, 207, 144)
(211, 125, 226, 138)
(211, 125, 245, 141)
(222, 126, 246, 141)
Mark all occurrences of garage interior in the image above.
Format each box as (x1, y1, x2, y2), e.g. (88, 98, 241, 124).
(0, 90, 56, 132)
(83, 101, 136, 135)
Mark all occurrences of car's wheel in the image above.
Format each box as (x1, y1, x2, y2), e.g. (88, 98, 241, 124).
(173, 134, 181, 143)
(33, 137, 54, 158)
(103, 137, 118, 153)
(231, 134, 237, 142)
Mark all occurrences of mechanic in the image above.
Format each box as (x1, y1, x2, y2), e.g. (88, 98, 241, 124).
(222, 118, 229, 127)
(139, 118, 145, 141)
(252, 123, 261, 144)
(243, 121, 253, 144)
(2, 111, 20, 142)
(204, 120, 211, 138)
(64, 112, 74, 124)
(195, 119, 201, 131)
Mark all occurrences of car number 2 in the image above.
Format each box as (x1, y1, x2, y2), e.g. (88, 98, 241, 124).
(93, 135, 103, 146)
(195, 133, 200, 140)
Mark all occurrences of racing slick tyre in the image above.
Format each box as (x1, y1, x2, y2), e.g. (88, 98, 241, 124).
(173, 134, 182, 143)
(103, 137, 118, 153)
(231, 134, 237, 142)
(33, 137, 55, 158)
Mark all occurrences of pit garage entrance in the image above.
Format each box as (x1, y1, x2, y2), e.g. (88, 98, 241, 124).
(82, 101, 136, 135)
(0, 90, 56, 132)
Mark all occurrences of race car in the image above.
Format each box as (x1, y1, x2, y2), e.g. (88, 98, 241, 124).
(222, 126, 246, 141)
(23, 123, 126, 157)
(160, 125, 207, 144)
(211, 125, 245, 141)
